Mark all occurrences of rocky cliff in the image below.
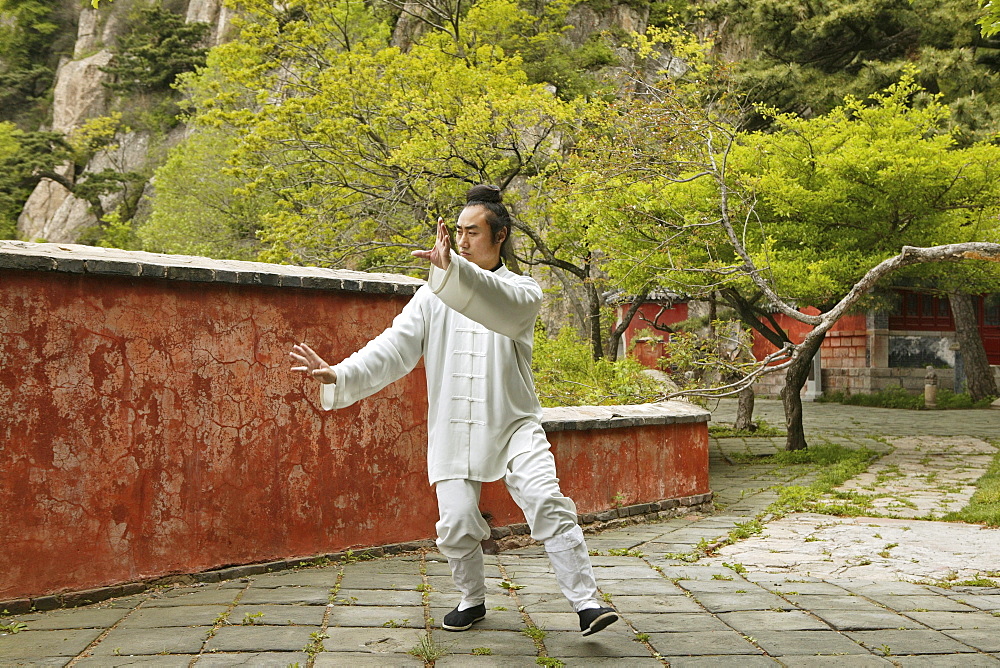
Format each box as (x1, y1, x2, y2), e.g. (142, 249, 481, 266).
(17, 0, 230, 243)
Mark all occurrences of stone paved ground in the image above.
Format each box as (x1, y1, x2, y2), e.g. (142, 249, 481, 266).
(3, 400, 999, 667)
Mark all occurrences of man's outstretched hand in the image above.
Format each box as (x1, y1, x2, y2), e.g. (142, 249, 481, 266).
(411, 217, 451, 271)
(289, 342, 337, 384)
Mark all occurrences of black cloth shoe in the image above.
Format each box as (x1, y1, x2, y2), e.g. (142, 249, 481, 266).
(442, 603, 486, 631)
(579, 606, 618, 636)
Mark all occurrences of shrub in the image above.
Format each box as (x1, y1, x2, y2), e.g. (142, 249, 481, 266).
(532, 324, 662, 407)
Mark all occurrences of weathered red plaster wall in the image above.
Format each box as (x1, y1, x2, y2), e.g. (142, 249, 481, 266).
(478, 423, 708, 525)
(1, 269, 432, 602)
(1, 267, 709, 602)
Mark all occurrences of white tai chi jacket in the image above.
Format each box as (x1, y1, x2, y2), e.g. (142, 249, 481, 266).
(320, 254, 545, 485)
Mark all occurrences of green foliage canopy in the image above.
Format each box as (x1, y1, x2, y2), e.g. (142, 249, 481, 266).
(0, 122, 71, 238)
(0, 0, 75, 126)
(101, 4, 211, 94)
(710, 0, 1000, 143)
(578, 75, 1000, 311)
(161, 0, 588, 269)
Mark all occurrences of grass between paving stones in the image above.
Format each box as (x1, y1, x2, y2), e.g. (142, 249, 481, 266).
(409, 631, 448, 662)
(709, 418, 785, 438)
(942, 442, 1000, 527)
(665, 443, 883, 562)
(765, 444, 882, 516)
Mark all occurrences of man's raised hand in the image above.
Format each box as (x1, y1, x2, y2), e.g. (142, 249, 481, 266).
(289, 342, 337, 384)
(411, 217, 451, 271)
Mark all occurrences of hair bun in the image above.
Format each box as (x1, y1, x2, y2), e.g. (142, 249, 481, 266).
(466, 184, 502, 204)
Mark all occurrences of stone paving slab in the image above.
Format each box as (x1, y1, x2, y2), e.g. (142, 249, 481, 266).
(0, 628, 104, 659)
(239, 586, 331, 606)
(674, 578, 754, 593)
(203, 625, 317, 653)
(76, 657, 192, 667)
(339, 573, 425, 590)
(644, 630, 759, 656)
(427, 606, 526, 632)
(435, 654, 541, 666)
(326, 605, 424, 629)
(89, 626, 209, 655)
(846, 629, 980, 655)
(751, 629, 877, 656)
(777, 657, 892, 667)
(956, 595, 1000, 611)
(599, 578, 683, 596)
(716, 610, 832, 632)
(665, 656, 780, 667)
(250, 570, 342, 588)
(808, 608, 926, 630)
(941, 628, 1000, 652)
(905, 610, 1000, 630)
(313, 650, 425, 666)
(8, 607, 128, 630)
(686, 591, 797, 613)
(892, 656, 1000, 667)
(866, 594, 979, 612)
(783, 593, 896, 611)
(228, 603, 327, 626)
(117, 605, 229, 628)
(435, 628, 538, 655)
(624, 612, 733, 633)
(320, 626, 424, 654)
(143, 589, 240, 607)
(331, 588, 423, 607)
(194, 651, 311, 666)
(610, 594, 707, 614)
(542, 628, 653, 657)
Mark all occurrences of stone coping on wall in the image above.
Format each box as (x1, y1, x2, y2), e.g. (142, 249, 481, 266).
(542, 400, 710, 431)
(0, 241, 424, 295)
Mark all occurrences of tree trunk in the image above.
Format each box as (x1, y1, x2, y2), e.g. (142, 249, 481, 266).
(586, 281, 604, 361)
(780, 334, 825, 451)
(734, 384, 755, 431)
(605, 294, 647, 362)
(949, 293, 998, 401)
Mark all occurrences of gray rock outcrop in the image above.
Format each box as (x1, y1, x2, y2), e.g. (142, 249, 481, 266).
(50, 50, 114, 134)
(18, 0, 226, 243)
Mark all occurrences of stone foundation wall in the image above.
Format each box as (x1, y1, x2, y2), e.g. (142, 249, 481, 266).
(755, 365, 1000, 398)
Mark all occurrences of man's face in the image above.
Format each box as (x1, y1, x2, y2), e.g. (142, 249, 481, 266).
(455, 206, 505, 271)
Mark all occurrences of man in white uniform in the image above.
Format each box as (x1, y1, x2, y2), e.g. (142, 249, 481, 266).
(290, 185, 618, 636)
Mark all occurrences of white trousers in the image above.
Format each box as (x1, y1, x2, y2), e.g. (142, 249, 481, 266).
(435, 438, 600, 612)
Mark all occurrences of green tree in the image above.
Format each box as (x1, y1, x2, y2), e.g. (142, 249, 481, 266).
(708, 0, 1000, 144)
(573, 72, 1000, 448)
(0, 122, 73, 238)
(100, 4, 211, 94)
(982, 0, 1000, 36)
(0, 0, 75, 127)
(139, 128, 270, 259)
(523, 23, 718, 360)
(167, 0, 588, 274)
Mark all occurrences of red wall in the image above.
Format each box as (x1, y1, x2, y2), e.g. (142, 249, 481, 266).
(1, 269, 433, 602)
(751, 309, 868, 368)
(617, 302, 689, 368)
(1, 267, 709, 603)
